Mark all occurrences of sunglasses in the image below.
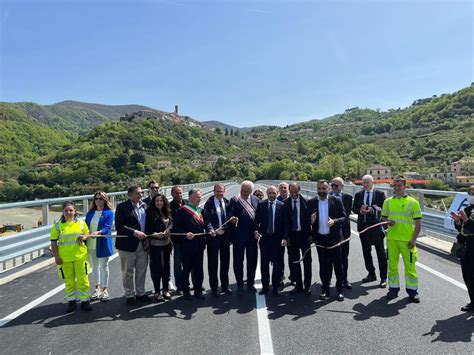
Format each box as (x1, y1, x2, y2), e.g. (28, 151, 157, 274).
(330, 184, 340, 187)
(255, 194, 264, 197)
(94, 197, 104, 201)
(150, 186, 160, 190)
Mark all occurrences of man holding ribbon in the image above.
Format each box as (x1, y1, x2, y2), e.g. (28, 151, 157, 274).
(203, 183, 232, 297)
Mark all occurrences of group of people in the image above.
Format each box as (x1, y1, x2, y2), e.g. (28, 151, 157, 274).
(49, 178, 474, 314)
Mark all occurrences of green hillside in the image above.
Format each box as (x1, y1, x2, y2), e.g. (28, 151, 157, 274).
(0, 85, 472, 202)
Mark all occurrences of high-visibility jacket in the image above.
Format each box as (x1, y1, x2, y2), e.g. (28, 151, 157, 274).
(381, 195, 422, 242)
(50, 219, 89, 262)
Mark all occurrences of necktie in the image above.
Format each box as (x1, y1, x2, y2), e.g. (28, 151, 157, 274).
(268, 201, 274, 235)
(365, 191, 371, 206)
(220, 199, 226, 228)
(292, 200, 298, 231)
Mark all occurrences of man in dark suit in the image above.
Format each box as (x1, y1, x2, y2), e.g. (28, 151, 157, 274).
(277, 181, 292, 285)
(202, 183, 232, 297)
(115, 185, 150, 306)
(254, 186, 286, 296)
(169, 185, 189, 294)
(173, 188, 207, 300)
(228, 180, 259, 295)
(142, 180, 160, 207)
(330, 177, 353, 289)
(309, 180, 348, 301)
(352, 174, 387, 288)
(285, 182, 312, 295)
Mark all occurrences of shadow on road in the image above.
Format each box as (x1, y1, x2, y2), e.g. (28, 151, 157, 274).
(423, 312, 474, 343)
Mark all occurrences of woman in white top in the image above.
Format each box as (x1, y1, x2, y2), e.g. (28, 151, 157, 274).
(85, 191, 115, 301)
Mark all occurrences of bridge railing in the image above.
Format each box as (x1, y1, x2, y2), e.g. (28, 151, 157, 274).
(257, 180, 458, 242)
(0, 181, 232, 272)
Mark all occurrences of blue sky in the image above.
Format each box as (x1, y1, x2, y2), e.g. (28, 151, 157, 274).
(1, 0, 472, 127)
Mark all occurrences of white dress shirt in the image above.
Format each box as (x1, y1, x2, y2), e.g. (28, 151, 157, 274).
(318, 198, 330, 235)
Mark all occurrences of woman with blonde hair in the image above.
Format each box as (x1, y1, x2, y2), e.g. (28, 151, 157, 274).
(85, 191, 115, 302)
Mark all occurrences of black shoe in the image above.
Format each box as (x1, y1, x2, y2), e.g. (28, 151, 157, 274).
(319, 291, 329, 301)
(194, 292, 205, 300)
(247, 285, 257, 293)
(386, 291, 398, 300)
(126, 297, 137, 306)
(183, 291, 192, 300)
(66, 301, 76, 313)
(362, 274, 377, 283)
(81, 301, 93, 311)
(259, 288, 269, 295)
(237, 287, 245, 296)
(290, 281, 296, 286)
(222, 288, 233, 295)
(136, 295, 151, 303)
(290, 286, 303, 294)
(175, 288, 183, 296)
(409, 294, 420, 303)
(211, 290, 219, 297)
(336, 293, 344, 302)
(343, 281, 352, 290)
(304, 288, 312, 296)
(272, 290, 281, 297)
(461, 304, 474, 312)
(380, 279, 387, 288)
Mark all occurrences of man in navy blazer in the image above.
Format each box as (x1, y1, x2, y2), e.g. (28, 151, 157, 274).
(115, 185, 150, 305)
(308, 180, 348, 302)
(228, 180, 259, 295)
(254, 186, 286, 296)
(202, 183, 232, 296)
(352, 174, 387, 287)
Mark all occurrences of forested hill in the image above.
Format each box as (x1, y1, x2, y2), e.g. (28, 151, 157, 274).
(0, 84, 472, 202)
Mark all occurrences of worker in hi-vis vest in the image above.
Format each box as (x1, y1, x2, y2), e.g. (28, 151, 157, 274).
(50, 201, 92, 313)
(381, 176, 422, 303)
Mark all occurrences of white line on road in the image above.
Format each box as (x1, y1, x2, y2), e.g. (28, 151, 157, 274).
(254, 261, 274, 355)
(0, 253, 119, 328)
(351, 229, 467, 291)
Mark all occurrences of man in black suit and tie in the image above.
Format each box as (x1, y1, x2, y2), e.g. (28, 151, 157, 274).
(173, 188, 207, 300)
(228, 181, 259, 295)
(352, 174, 387, 287)
(309, 180, 348, 301)
(254, 186, 286, 296)
(330, 177, 353, 290)
(285, 182, 312, 295)
(203, 183, 232, 297)
(115, 185, 150, 306)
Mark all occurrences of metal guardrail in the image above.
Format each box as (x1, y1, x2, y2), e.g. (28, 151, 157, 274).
(257, 180, 458, 242)
(0, 181, 233, 272)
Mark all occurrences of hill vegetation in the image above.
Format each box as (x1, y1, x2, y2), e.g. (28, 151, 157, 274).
(0, 85, 472, 202)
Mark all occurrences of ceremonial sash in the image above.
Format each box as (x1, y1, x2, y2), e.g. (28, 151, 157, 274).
(182, 204, 204, 225)
(236, 196, 256, 220)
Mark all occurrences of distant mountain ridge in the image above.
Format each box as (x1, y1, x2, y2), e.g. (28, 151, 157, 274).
(53, 100, 156, 119)
(202, 120, 239, 130)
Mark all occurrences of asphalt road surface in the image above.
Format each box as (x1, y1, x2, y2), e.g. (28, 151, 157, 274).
(1, 183, 472, 354)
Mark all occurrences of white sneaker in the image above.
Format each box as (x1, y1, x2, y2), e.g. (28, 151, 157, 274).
(168, 281, 177, 292)
(91, 288, 101, 300)
(99, 290, 110, 302)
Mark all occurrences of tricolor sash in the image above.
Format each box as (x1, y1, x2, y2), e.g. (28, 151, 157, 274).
(236, 196, 256, 220)
(182, 204, 204, 225)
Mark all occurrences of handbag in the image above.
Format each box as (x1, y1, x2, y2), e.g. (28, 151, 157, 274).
(450, 241, 467, 259)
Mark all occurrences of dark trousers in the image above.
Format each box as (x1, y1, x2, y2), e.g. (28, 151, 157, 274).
(260, 237, 283, 290)
(207, 236, 230, 292)
(233, 238, 258, 288)
(182, 245, 204, 293)
(461, 239, 474, 304)
(150, 244, 172, 293)
(341, 240, 350, 282)
(317, 245, 344, 293)
(288, 233, 312, 289)
(174, 243, 196, 290)
(360, 231, 387, 279)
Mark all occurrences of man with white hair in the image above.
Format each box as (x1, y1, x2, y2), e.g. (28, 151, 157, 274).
(352, 174, 388, 288)
(229, 181, 259, 295)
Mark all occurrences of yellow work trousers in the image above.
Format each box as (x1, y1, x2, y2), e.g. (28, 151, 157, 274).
(57, 258, 91, 301)
(387, 239, 418, 296)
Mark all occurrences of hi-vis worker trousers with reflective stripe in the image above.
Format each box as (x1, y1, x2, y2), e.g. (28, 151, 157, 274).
(387, 239, 418, 296)
(57, 258, 91, 301)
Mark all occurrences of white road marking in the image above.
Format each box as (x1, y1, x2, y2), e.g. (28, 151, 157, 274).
(0, 253, 119, 328)
(254, 261, 274, 355)
(351, 229, 467, 291)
